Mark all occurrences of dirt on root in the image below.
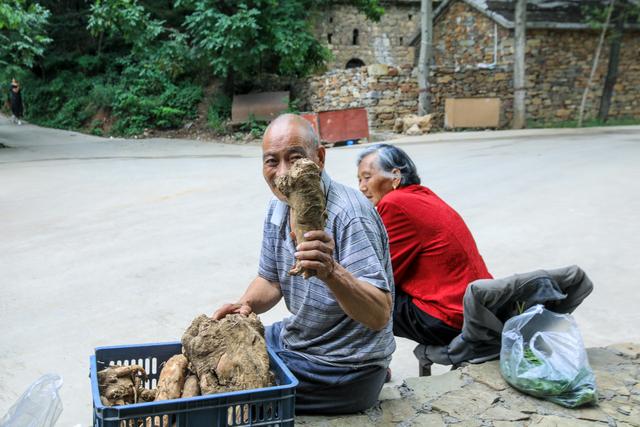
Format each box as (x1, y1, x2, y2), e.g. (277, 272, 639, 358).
(181, 313, 274, 394)
(274, 158, 327, 278)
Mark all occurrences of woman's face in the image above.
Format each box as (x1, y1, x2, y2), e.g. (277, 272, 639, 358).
(357, 153, 396, 206)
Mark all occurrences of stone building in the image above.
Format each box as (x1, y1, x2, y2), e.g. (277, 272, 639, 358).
(303, 0, 640, 130)
(415, 0, 640, 125)
(313, 0, 423, 69)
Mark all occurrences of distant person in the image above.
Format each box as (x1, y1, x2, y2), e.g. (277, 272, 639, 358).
(357, 143, 492, 348)
(9, 78, 23, 125)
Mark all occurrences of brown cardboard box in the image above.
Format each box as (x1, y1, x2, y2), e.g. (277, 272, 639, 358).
(445, 98, 501, 128)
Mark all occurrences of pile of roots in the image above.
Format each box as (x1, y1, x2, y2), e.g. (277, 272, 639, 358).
(98, 313, 273, 407)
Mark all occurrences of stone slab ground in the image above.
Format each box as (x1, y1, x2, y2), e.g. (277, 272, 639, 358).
(298, 343, 640, 426)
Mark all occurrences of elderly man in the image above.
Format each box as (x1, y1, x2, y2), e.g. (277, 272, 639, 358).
(213, 114, 395, 414)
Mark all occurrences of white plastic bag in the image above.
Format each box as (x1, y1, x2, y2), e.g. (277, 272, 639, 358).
(500, 305, 597, 408)
(0, 374, 63, 427)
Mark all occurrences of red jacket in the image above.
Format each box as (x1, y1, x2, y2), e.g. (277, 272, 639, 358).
(377, 185, 492, 329)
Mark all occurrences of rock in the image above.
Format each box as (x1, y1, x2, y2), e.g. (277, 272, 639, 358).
(572, 407, 610, 423)
(480, 406, 530, 421)
(411, 413, 446, 426)
(595, 370, 631, 396)
(587, 347, 628, 368)
(599, 400, 640, 427)
(493, 422, 527, 427)
(462, 360, 509, 391)
(393, 117, 404, 133)
(430, 382, 498, 420)
(529, 414, 595, 426)
(394, 113, 433, 134)
(498, 388, 539, 414)
(367, 64, 389, 76)
(296, 414, 372, 426)
(378, 385, 402, 402)
(380, 398, 418, 423)
(404, 370, 466, 402)
(607, 343, 640, 359)
(405, 123, 422, 135)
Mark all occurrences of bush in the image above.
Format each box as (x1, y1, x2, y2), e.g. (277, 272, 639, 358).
(241, 114, 268, 138)
(6, 32, 205, 136)
(207, 93, 232, 134)
(153, 106, 185, 129)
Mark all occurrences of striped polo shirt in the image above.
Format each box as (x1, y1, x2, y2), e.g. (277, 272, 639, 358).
(258, 171, 396, 367)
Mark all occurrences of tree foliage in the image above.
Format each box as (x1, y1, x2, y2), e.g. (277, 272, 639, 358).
(177, 0, 382, 82)
(0, 0, 52, 68)
(3, 0, 384, 136)
(88, 0, 164, 53)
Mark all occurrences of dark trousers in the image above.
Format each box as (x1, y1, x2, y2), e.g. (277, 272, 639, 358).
(265, 322, 387, 415)
(393, 291, 461, 346)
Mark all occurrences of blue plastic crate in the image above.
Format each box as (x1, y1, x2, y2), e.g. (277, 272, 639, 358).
(90, 342, 297, 427)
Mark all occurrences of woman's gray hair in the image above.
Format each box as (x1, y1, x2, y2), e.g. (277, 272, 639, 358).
(357, 144, 421, 187)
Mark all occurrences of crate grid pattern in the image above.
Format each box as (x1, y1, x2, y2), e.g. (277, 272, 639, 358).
(91, 342, 297, 427)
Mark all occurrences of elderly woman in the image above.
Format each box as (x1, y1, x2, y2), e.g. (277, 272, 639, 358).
(357, 144, 492, 347)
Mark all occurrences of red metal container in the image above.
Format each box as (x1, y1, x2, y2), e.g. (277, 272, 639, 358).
(317, 108, 369, 144)
(300, 112, 320, 138)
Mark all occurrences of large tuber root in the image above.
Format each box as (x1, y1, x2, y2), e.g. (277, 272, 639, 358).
(181, 314, 273, 395)
(274, 158, 327, 278)
(98, 364, 153, 406)
(154, 354, 189, 401)
(181, 374, 200, 398)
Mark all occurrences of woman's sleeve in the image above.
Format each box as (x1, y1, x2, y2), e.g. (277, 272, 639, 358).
(377, 200, 422, 285)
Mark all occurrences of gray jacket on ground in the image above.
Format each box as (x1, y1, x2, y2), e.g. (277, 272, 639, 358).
(423, 265, 593, 365)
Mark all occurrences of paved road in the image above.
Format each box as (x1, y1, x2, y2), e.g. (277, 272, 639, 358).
(1, 116, 639, 425)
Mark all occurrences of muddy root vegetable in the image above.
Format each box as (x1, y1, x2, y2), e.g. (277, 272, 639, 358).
(274, 158, 327, 278)
(181, 314, 272, 395)
(98, 364, 148, 406)
(154, 354, 188, 401)
(181, 374, 200, 398)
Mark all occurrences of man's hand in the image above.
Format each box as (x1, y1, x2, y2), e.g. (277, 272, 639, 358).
(212, 302, 252, 320)
(294, 230, 337, 280)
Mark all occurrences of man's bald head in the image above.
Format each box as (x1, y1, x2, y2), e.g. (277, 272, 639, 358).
(261, 113, 325, 201)
(263, 113, 319, 153)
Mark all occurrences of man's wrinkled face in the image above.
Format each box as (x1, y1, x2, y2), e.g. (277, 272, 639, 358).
(262, 123, 324, 202)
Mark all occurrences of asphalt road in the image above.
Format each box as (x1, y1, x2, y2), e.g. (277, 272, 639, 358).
(1, 116, 639, 425)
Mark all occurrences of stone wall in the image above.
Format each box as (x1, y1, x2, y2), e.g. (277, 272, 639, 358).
(303, 64, 419, 130)
(433, 1, 512, 68)
(298, 343, 640, 426)
(524, 30, 640, 122)
(301, 1, 640, 130)
(431, 1, 640, 124)
(301, 64, 514, 130)
(302, 0, 640, 130)
(313, 2, 420, 70)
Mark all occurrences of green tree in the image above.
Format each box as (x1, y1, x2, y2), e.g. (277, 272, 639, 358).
(87, 0, 164, 54)
(0, 0, 52, 68)
(177, 0, 383, 86)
